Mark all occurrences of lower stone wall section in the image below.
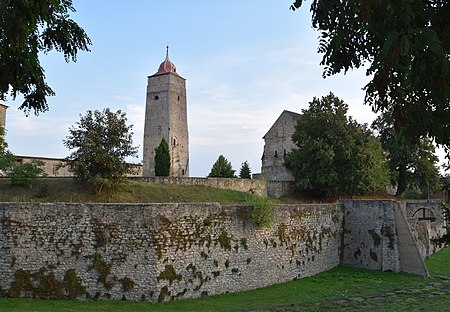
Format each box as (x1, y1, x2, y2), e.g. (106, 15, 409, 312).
(340, 200, 400, 272)
(0, 200, 445, 302)
(266, 181, 295, 198)
(0, 202, 342, 302)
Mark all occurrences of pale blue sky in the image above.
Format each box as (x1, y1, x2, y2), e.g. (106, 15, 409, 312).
(4, 1, 378, 177)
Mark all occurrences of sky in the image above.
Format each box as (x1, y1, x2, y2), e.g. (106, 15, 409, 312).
(3, 1, 380, 177)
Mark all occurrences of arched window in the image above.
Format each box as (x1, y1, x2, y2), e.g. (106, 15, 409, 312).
(412, 208, 436, 222)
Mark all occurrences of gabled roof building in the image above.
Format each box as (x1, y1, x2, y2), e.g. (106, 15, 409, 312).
(261, 110, 301, 197)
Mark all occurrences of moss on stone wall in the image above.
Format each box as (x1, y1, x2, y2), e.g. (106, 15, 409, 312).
(218, 230, 231, 251)
(157, 265, 181, 285)
(6, 268, 85, 300)
(89, 252, 113, 290)
(368, 229, 381, 247)
(64, 269, 86, 299)
(121, 277, 135, 292)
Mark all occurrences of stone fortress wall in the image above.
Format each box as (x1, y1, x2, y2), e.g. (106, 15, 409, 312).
(134, 176, 267, 197)
(0, 200, 445, 302)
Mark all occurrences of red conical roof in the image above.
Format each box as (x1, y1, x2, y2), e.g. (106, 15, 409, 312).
(155, 46, 179, 76)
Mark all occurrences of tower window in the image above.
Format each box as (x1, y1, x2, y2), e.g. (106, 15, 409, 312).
(154, 95, 159, 100)
(178, 96, 180, 101)
(172, 137, 177, 146)
(274, 151, 278, 158)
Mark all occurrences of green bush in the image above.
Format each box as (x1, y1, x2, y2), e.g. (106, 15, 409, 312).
(401, 187, 424, 199)
(10, 160, 46, 188)
(248, 195, 274, 227)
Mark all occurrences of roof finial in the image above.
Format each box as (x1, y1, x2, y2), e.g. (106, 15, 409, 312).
(166, 45, 169, 59)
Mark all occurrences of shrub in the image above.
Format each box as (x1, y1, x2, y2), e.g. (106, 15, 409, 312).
(248, 195, 274, 227)
(10, 160, 46, 188)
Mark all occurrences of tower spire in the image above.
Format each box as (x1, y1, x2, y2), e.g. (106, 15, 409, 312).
(155, 45, 179, 76)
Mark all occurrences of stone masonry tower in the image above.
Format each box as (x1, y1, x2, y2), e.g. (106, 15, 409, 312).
(143, 47, 189, 177)
(0, 104, 7, 137)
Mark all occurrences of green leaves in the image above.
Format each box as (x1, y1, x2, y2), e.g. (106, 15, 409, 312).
(286, 93, 389, 196)
(292, 0, 450, 149)
(248, 195, 274, 228)
(0, 0, 91, 115)
(208, 155, 236, 178)
(63, 108, 138, 194)
(239, 161, 251, 179)
(372, 110, 441, 197)
(154, 138, 170, 177)
(9, 160, 46, 188)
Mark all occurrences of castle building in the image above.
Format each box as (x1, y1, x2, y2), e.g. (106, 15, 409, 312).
(261, 110, 301, 197)
(142, 48, 189, 177)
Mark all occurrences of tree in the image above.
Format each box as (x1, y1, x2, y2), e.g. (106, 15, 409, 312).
(372, 111, 441, 197)
(285, 93, 389, 196)
(208, 155, 236, 178)
(290, 1, 450, 151)
(9, 160, 46, 188)
(63, 108, 138, 194)
(154, 138, 170, 177)
(239, 161, 251, 179)
(0, 0, 92, 115)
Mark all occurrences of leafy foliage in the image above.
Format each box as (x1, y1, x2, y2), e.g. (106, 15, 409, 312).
(372, 111, 441, 197)
(248, 195, 274, 228)
(154, 138, 170, 176)
(290, 1, 450, 152)
(285, 93, 389, 196)
(208, 155, 236, 178)
(239, 161, 251, 179)
(0, 0, 92, 115)
(63, 108, 138, 194)
(9, 160, 46, 188)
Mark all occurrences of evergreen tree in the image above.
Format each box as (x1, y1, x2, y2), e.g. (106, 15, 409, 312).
(239, 161, 251, 179)
(154, 138, 171, 177)
(208, 155, 236, 178)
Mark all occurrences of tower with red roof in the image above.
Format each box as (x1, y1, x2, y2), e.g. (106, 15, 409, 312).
(143, 47, 189, 177)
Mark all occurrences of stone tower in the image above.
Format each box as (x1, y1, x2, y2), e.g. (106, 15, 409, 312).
(143, 47, 189, 177)
(0, 103, 7, 137)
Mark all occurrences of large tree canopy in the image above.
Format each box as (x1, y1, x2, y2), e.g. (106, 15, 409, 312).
(0, 0, 91, 115)
(291, 1, 450, 149)
(285, 93, 389, 196)
(372, 111, 441, 197)
(64, 108, 138, 194)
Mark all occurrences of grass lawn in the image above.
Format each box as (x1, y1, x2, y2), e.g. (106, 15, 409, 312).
(1, 246, 449, 311)
(0, 178, 251, 205)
